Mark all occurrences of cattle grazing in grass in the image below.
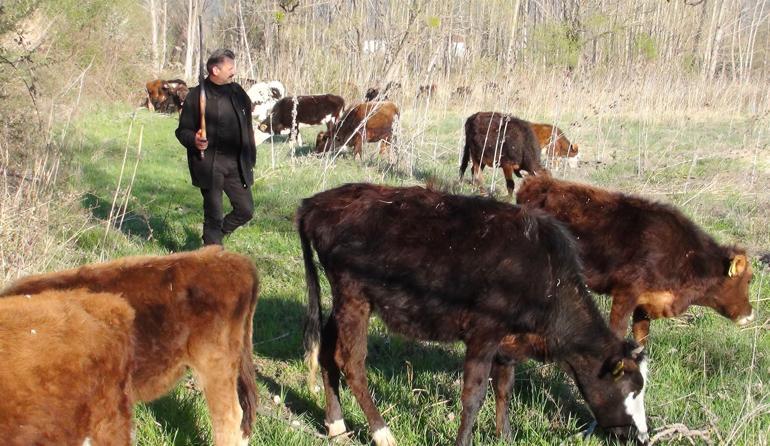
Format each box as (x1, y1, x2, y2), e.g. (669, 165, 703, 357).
(516, 176, 755, 344)
(416, 83, 437, 98)
(246, 80, 286, 121)
(314, 101, 399, 159)
(297, 183, 650, 446)
(364, 81, 401, 102)
(530, 123, 579, 167)
(257, 94, 345, 146)
(452, 85, 472, 99)
(146, 79, 169, 112)
(460, 112, 546, 197)
(0, 246, 260, 446)
(0, 290, 135, 445)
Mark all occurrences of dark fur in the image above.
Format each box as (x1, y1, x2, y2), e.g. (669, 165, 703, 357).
(460, 112, 546, 197)
(516, 176, 754, 343)
(258, 94, 345, 140)
(1, 247, 260, 445)
(298, 183, 648, 446)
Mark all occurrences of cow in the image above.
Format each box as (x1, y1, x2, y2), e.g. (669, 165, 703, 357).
(0, 290, 135, 445)
(516, 175, 755, 344)
(297, 183, 650, 446)
(246, 80, 286, 121)
(257, 94, 345, 146)
(530, 123, 579, 168)
(0, 246, 260, 446)
(364, 81, 401, 102)
(314, 101, 399, 159)
(416, 83, 437, 98)
(452, 85, 472, 99)
(459, 111, 546, 197)
(145, 79, 188, 113)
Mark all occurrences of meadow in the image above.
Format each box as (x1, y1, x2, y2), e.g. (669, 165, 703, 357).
(47, 89, 770, 445)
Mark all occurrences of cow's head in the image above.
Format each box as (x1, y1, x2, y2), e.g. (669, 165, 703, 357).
(707, 252, 754, 325)
(567, 340, 649, 445)
(257, 117, 281, 135)
(315, 131, 331, 153)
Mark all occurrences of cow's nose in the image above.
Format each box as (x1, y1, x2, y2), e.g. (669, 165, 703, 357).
(736, 309, 755, 326)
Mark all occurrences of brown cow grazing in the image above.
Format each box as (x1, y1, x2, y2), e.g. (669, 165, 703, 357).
(0, 290, 135, 445)
(460, 112, 546, 197)
(0, 246, 260, 446)
(516, 176, 755, 344)
(314, 101, 399, 159)
(298, 183, 650, 446)
(165, 79, 189, 113)
(146, 79, 169, 111)
(530, 123, 579, 167)
(145, 79, 188, 113)
(416, 83, 437, 98)
(452, 85, 472, 99)
(257, 94, 345, 146)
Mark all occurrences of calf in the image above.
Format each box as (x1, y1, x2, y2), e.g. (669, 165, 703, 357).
(530, 123, 579, 167)
(257, 94, 345, 146)
(314, 101, 399, 159)
(0, 246, 260, 446)
(0, 290, 135, 445)
(298, 183, 650, 446)
(460, 111, 546, 197)
(516, 176, 755, 344)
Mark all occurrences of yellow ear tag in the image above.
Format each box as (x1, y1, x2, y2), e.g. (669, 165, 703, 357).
(612, 361, 625, 381)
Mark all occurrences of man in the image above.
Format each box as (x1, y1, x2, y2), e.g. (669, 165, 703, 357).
(176, 49, 257, 245)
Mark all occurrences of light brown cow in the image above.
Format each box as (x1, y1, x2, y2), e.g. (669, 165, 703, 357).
(0, 290, 135, 445)
(315, 101, 400, 159)
(0, 246, 260, 446)
(530, 123, 579, 167)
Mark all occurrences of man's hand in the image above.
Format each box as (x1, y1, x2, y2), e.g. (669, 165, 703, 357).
(195, 129, 208, 151)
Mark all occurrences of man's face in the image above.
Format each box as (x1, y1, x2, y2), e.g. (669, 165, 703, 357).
(210, 57, 236, 85)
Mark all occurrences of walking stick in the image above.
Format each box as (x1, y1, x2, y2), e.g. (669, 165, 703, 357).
(198, 15, 206, 160)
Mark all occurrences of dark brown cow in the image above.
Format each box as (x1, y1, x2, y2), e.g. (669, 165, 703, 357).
(257, 94, 345, 146)
(314, 101, 399, 159)
(452, 85, 472, 99)
(516, 176, 755, 344)
(364, 81, 401, 102)
(530, 123, 579, 166)
(298, 183, 650, 446)
(165, 79, 189, 113)
(0, 246, 260, 446)
(460, 112, 546, 197)
(0, 290, 135, 445)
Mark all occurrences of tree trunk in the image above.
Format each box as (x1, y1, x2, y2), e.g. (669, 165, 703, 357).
(148, 0, 159, 76)
(237, 0, 255, 79)
(160, 0, 167, 72)
(184, 0, 196, 81)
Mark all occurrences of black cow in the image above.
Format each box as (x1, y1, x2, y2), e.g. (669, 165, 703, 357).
(297, 183, 650, 446)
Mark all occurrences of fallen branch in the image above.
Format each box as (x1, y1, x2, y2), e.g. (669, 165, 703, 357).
(650, 423, 711, 445)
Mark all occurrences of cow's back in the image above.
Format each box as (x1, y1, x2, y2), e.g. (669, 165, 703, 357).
(466, 112, 543, 173)
(337, 101, 399, 141)
(0, 291, 135, 445)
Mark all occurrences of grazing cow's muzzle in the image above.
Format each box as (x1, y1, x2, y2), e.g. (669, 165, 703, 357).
(567, 153, 580, 168)
(736, 309, 755, 326)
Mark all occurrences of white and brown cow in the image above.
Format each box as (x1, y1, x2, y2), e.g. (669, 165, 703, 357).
(0, 246, 260, 446)
(0, 290, 135, 445)
(257, 94, 345, 146)
(314, 101, 399, 159)
(246, 80, 286, 121)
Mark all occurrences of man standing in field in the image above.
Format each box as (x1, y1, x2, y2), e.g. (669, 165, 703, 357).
(176, 49, 257, 245)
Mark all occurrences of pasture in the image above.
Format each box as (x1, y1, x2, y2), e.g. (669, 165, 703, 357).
(52, 94, 770, 445)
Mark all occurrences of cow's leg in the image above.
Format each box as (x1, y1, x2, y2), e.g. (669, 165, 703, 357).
(192, 343, 247, 446)
(632, 308, 652, 345)
(608, 292, 637, 339)
(471, 161, 485, 193)
(319, 312, 347, 437)
(491, 356, 515, 440)
(502, 164, 515, 198)
(333, 283, 395, 446)
(456, 340, 496, 446)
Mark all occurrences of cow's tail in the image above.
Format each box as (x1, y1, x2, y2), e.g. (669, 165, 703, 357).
(298, 209, 323, 393)
(459, 118, 472, 180)
(238, 262, 260, 438)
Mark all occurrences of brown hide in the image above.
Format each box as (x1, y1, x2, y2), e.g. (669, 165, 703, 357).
(516, 176, 754, 344)
(529, 123, 579, 159)
(316, 101, 399, 158)
(0, 291, 135, 446)
(0, 246, 260, 446)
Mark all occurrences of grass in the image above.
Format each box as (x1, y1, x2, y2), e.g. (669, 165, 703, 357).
(40, 100, 770, 445)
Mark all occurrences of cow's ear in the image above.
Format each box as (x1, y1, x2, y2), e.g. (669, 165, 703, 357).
(728, 254, 748, 278)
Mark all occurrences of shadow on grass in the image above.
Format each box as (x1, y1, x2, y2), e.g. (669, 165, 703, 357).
(144, 391, 209, 445)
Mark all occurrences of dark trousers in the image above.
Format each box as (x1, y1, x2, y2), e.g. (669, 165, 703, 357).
(200, 153, 254, 245)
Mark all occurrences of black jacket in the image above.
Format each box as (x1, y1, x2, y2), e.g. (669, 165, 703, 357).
(175, 79, 257, 189)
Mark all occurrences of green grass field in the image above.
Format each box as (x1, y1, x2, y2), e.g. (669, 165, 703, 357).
(63, 102, 769, 445)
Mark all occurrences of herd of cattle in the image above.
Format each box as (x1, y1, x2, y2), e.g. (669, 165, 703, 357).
(0, 79, 758, 445)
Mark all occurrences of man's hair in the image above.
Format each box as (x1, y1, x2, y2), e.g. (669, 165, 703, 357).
(206, 49, 236, 75)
